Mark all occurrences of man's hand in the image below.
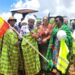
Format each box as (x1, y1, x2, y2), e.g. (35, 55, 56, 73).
(31, 33, 38, 38)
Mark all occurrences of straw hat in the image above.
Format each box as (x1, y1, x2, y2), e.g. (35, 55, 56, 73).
(8, 16, 17, 22)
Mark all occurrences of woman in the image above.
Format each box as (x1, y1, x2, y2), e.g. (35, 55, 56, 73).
(32, 16, 55, 75)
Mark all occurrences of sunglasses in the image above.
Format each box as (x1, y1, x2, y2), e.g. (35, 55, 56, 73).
(55, 19, 59, 22)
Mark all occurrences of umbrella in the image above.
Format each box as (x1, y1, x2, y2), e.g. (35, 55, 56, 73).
(11, 9, 38, 18)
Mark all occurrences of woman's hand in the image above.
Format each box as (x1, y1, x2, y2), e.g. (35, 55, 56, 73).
(42, 38, 47, 43)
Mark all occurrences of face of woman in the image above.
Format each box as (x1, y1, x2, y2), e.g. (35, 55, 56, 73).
(43, 17, 48, 25)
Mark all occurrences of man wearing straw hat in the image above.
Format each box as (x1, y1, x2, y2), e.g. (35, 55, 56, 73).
(0, 16, 19, 75)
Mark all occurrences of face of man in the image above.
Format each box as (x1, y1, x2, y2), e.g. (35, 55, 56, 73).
(55, 18, 61, 27)
(28, 19, 35, 27)
(9, 20, 16, 27)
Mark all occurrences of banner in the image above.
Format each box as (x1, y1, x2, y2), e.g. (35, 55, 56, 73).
(0, 17, 9, 38)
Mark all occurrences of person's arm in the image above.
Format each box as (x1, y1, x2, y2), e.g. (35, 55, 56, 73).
(42, 35, 50, 43)
(42, 26, 51, 43)
(31, 25, 42, 39)
(31, 32, 39, 39)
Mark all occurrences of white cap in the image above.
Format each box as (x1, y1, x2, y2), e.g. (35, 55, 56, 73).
(25, 15, 36, 21)
(28, 15, 36, 20)
(21, 19, 27, 25)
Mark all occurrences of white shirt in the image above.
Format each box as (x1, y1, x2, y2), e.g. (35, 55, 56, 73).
(20, 25, 30, 36)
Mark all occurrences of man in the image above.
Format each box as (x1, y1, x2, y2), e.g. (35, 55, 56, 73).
(71, 20, 75, 31)
(0, 16, 19, 75)
(46, 16, 72, 75)
(21, 16, 41, 75)
(20, 16, 35, 36)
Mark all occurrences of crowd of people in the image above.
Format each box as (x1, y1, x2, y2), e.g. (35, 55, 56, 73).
(0, 15, 75, 75)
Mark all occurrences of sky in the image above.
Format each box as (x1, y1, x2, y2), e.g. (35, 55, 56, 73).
(0, 0, 75, 21)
